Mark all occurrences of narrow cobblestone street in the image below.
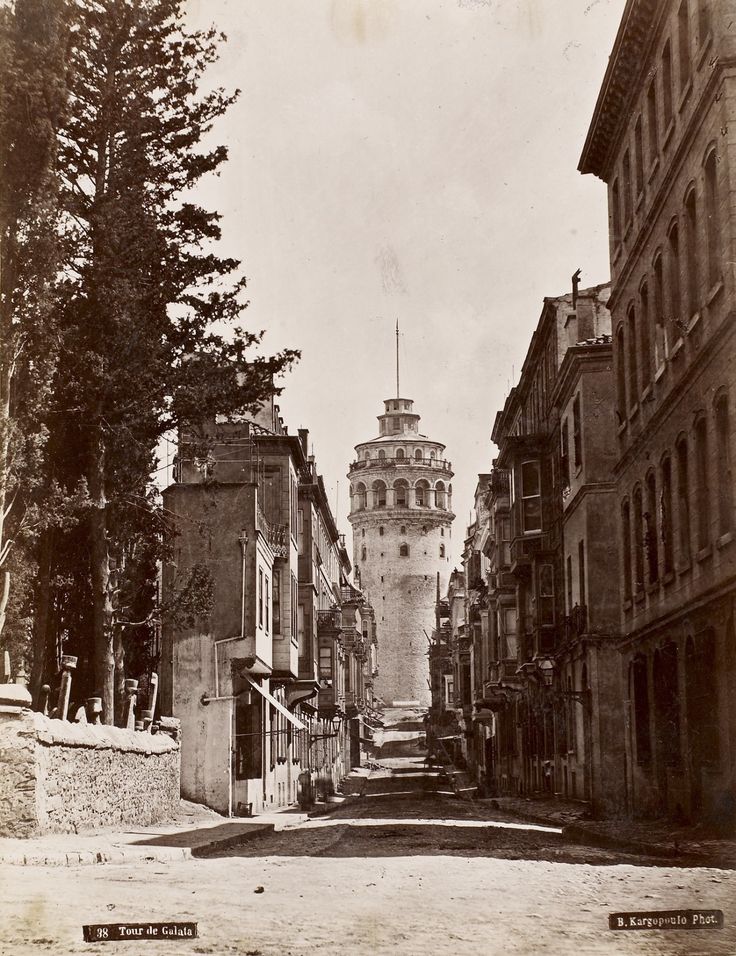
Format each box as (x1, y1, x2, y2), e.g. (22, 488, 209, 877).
(3, 752, 736, 956)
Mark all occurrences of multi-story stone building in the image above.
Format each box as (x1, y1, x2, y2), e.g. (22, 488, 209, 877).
(440, 282, 624, 813)
(160, 397, 377, 816)
(580, 0, 736, 824)
(348, 395, 454, 706)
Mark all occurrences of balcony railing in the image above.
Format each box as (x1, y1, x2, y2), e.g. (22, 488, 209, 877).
(317, 608, 342, 632)
(349, 456, 453, 474)
(256, 504, 288, 558)
(563, 604, 588, 641)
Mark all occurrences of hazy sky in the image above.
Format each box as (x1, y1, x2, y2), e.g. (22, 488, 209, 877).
(182, 0, 623, 556)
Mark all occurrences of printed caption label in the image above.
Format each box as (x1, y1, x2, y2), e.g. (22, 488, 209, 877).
(609, 910, 723, 931)
(83, 923, 198, 942)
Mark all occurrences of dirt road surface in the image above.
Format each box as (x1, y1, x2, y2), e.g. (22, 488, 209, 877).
(2, 757, 735, 955)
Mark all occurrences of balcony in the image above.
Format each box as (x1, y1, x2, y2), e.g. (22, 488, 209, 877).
(348, 456, 453, 475)
(510, 532, 551, 571)
(562, 604, 588, 642)
(256, 504, 288, 558)
(487, 659, 521, 686)
(317, 608, 342, 633)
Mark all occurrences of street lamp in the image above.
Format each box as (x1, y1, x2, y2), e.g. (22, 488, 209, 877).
(309, 711, 343, 745)
(537, 658, 555, 687)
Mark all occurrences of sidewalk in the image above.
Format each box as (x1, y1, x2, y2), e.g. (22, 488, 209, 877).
(487, 793, 736, 869)
(0, 800, 310, 867)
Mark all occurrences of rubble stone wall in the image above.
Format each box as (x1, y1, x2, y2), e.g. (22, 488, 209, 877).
(0, 711, 180, 837)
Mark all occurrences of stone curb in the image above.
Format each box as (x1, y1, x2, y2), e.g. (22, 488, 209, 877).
(0, 823, 276, 867)
(490, 802, 735, 865)
(0, 846, 193, 867)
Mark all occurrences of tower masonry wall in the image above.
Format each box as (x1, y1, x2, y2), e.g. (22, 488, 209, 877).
(352, 514, 452, 706)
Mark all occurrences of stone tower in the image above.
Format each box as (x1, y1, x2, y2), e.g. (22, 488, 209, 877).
(347, 394, 454, 707)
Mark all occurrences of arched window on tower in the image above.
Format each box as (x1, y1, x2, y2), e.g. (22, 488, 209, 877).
(372, 480, 387, 508)
(394, 479, 409, 508)
(399, 543, 409, 557)
(378, 449, 386, 461)
(415, 449, 423, 461)
(435, 481, 447, 509)
(396, 448, 405, 459)
(415, 479, 430, 508)
(361, 546, 367, 561)
(440, 544, 446, 558)
(353, 483, 366, 512)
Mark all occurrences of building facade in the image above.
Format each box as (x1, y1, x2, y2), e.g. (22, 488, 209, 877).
(580, 0, 736, 824)
(348, 396, 454, 707)
(160, 398, 378, 817)
(430, 282, 627, 814)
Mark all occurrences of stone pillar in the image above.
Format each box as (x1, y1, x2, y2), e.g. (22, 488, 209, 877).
(124, 679, 138, 730)
(148, 672, 159, 719)
(85, 697, 102, 725)
(58, 656, 78, 721)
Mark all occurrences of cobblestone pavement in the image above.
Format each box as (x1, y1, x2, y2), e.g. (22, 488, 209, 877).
(2, 758, 736, 955)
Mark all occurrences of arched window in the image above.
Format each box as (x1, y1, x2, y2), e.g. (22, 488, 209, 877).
(611, 178, 621, 244)
(715, 393, 733, 535)
(378, 449, 386, 461)
(400, 525, 406, 534)
(653, 253, 667, 366)
(705, 148, 721, 287)
(379, 526, 384, 537)
(394, 479, 409, 508)
(676, 436, 691, 562)
(654, 643, 681, 767)
(633, 485, 644, 592)
(694, 415, 711, 550)
(616, 325, 627, 421)
(668, 220, 681, 338)
(435, 481, 447, 509)
(364, 450, 371, 460)
(661, 455, 674, 575)
(645, 471, 659, 584)
(361, 546, 367, 561)
(415, 480, 430, 508)
(639, 281, 653, 389)
(372, 480, 387, 508)
(415, 449, 423, 460)
(353, 483, 366, 512)
(399, 543, 409, 557)
(684, 186, 699, 318)
(439, 544, 445, 558)
(631, 655, 652, 765)
(396, 448, 405, 459)
(686, 630, 719, 766)
(430, 451, 436, 461)
(622, 499, 632, 601)
(627, 305, 639, 408)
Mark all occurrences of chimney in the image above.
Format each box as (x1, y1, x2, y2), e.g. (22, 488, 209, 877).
(576, 294, 595, 342)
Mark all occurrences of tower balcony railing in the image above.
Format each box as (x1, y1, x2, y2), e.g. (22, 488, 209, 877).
(348, 456, 452, 474)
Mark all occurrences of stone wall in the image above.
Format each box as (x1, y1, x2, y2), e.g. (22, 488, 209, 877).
(0, 710, 180, 837)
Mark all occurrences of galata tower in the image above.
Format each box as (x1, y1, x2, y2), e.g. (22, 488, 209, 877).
(347, 375, 455, 707)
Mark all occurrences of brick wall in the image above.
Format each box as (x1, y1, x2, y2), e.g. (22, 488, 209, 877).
(0, 711, 180, 837)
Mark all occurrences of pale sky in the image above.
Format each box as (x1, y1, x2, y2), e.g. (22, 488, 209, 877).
(183, 0, 623, 556)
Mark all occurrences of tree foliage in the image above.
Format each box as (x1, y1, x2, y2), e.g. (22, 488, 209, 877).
(2, 0, 298, 721)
